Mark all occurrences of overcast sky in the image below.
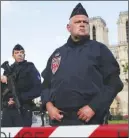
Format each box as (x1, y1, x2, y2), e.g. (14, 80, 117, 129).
(1, 1, 128, 74)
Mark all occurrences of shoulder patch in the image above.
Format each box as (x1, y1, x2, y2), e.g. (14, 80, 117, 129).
(51, 52, 61, 74)
(37, 75, 41, 80)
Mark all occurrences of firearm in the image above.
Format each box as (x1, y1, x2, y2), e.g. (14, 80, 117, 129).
(1, 61, 21, 115)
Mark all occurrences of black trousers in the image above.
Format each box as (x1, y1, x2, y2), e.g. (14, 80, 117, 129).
(50, 110, 104, 126)
(1, 107, 32, 127)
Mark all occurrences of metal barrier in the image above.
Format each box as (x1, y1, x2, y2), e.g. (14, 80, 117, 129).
(1, 124, 128, 137)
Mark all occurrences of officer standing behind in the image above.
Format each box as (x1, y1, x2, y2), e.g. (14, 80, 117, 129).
(41, 3, 123, 126)
(1, 44, 41, 127)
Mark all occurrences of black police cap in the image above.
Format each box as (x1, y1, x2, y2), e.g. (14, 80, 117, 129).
(69, 3, 88, 19)
(12, 44, 24, 53)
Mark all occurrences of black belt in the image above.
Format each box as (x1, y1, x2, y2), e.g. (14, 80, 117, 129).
(58, 107, 82, 117)
(58, 106, 82, 112)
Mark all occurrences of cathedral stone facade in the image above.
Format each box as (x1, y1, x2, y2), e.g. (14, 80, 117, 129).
(89, 11, 128, 115)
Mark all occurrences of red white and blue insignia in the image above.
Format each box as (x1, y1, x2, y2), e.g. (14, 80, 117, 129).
(51, 53, 61, 74)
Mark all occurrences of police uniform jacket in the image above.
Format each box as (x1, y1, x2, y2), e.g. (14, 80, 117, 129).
(2, 60, 41, 107)
(41, 36, 123, 115)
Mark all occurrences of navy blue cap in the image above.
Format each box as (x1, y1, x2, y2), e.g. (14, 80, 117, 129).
(70, 3, 88, 19)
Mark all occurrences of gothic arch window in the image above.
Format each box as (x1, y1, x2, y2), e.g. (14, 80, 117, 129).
(126, 20, 128, 43)
(92, 26, 96, 40)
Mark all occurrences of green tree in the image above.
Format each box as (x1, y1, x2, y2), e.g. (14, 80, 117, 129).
(122, 63, 128, 82)
(122, 63, 128, 73)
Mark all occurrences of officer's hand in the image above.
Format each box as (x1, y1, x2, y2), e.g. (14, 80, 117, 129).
(46, 102, 63, 122)
(1, 75, 7, 84)
(77, 105, 95, 122)
(8, 98, 15, 105)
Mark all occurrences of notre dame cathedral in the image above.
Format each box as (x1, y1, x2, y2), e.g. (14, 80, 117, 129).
(89, 11, 128, 116)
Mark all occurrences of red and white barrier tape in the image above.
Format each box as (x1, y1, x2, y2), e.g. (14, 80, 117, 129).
(1, 124, 128, 137)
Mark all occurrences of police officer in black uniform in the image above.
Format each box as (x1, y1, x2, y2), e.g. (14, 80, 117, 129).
(41, 3, 123, 126)
(1, 44, 41, 127)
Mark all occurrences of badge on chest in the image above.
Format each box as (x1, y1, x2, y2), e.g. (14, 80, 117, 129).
(51, 52, 61, 74)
